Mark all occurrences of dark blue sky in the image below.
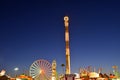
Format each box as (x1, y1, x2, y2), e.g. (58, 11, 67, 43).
(0, 0, 120, 75)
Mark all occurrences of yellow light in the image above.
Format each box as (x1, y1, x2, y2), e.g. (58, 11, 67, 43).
(0, 70, 6, 76)
(64, 16, 69, 21)
(40, 70, 42, 74)
(52, 77, 56, 80)
(65, 32, 69, 41)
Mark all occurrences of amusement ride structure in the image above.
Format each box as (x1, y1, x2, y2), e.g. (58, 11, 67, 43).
(29, 59, 52, 80)
(64, 16, 71, 74)
(28, 16, 74, 80)
(52, 60, 57, 80)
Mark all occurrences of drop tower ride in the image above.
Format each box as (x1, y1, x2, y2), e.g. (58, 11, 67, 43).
(64, 16, 71, 74)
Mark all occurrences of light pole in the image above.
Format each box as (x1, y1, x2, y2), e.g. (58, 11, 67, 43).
(14, 67, 19, 77)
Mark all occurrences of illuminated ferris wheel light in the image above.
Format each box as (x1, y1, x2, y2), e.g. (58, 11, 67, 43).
(40, 69, 43, 74)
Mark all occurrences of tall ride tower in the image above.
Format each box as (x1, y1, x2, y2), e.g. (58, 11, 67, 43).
(52, 60, 57, 80)
(64, 16, 71, 74)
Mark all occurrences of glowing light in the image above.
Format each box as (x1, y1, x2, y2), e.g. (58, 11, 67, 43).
(0, 70, 6, 76)
(52, 77, 56, 80)
(64, 16, 69, 21)
(74, 73, 79, 78)
(65, 32, 69, 41)
(40, 70, 42, 74)
(89, 72, 99, 78)
(64, 16, 69, 27)
(16, 78, 21, 80)
(14, 67, 19, 71)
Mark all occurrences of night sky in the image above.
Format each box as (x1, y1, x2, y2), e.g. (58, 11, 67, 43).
(0, 0, 120, 75)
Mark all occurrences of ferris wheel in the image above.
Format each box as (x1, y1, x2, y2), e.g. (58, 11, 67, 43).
(29, 59, 52, 80)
